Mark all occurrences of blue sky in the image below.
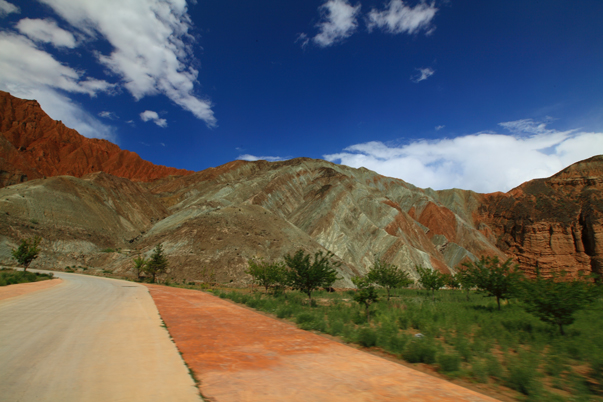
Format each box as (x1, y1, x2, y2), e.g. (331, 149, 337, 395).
(1, 0, 602, 192)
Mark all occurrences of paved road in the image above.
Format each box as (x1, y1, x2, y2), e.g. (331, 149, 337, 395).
(0, 271, 201, 402)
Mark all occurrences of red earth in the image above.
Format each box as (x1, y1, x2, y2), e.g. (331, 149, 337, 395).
(146, 285, 500, 402)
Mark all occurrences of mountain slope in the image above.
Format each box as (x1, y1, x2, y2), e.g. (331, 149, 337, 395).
(0, 91, 194, 188)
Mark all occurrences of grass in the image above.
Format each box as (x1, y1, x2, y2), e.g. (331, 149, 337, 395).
(213, 286, 603, 401)
(0, 268, 54, 286)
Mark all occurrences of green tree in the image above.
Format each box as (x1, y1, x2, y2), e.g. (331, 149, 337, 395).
(11, 236, 41, 273)
(132, 254, 147, 281)
(520, 270, 600, 335)
(145, 244, 168, 283)
(416, 265, 446, 300)
(352, 275, 379, 323)
(463, 256, 522, 310)
(455, 264, 476, 301)
(367, 258, 412, 301)
(246, 258, 288, 294)
(284, 249, 340, 303)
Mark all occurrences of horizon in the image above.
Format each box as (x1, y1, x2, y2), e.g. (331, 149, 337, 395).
(1, 0, 602, 192)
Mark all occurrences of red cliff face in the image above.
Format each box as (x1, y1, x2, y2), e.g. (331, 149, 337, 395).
(0, 91, 194, 188)
(474, 155, 603, 279)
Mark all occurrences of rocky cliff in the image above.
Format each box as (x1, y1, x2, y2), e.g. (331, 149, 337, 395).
(0, 91, 194, 188)
(0, 92, 601, 284)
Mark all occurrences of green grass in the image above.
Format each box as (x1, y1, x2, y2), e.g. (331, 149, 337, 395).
(0, 268, 54, 286)
(215, 287, 603, 401)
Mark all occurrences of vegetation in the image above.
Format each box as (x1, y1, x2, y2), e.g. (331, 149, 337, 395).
(283, 249, 340, 302)
(520, 270, 600, 335)
(416, 265, 446, 300)
(11, 236, 41, 273)
(351, 275, 379, 323)
(367, 259, 413, 301)
(145, 244, 168, 283)
(0, 268, 54, 286)
(246, 258, 288, 294)
(132, 254, 147, 281)
(462, 256, 522, 310)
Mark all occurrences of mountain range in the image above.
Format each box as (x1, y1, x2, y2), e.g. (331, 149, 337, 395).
(1, 91, 600, 286)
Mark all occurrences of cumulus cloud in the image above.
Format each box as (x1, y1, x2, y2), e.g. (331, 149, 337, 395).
(140, 110, 167, 128)
(98, 111, 118, 120)
(16, 18, 77, 48)
(237, 154, 287, 162)
(367, 0, 438, 35)
(435, 125, 444, 131)
(0, 32, 115, 139)
(0, 0, 19, 17)
(310, 0, 361, 47)
(411, 67, 434, 83)
(37, 0, 216, 127)
(324, 119, 603, 193)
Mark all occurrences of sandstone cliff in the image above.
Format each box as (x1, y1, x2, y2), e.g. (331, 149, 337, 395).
(0, 91, 194, 187)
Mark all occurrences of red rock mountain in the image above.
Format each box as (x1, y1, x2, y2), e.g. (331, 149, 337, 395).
(0, 91, 601, 283)
(0, 91, 194, 188)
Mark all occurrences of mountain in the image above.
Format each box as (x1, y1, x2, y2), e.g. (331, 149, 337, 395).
(0, 92, 601, 284)
(0, 91, 193, 188)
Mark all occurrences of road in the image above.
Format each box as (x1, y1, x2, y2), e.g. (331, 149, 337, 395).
(0, 271, 201, 402)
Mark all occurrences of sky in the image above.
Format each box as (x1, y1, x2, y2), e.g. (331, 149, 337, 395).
(1, 0, 602, 193)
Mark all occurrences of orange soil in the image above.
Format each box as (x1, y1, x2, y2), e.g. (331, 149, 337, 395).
(0, 278, 62, 302)
(147, 285, 499, 402)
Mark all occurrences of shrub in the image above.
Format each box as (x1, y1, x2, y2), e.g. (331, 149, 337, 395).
(402, 339, 437, 364)
(438, 353, 461, 373)
(284, 249, 340, 302)
(357, 327, 378, 347)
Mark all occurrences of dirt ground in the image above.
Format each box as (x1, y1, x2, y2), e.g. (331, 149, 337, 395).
(147, 285, 500, 402)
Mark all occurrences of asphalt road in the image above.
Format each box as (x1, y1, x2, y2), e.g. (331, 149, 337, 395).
(0, 271, 202, 402)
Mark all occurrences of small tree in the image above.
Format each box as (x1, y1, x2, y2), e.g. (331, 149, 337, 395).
(416, 265, 446, 300)
(455, 264, 476, 301)
(145, 244, 168, 283)
(284, 249, 340, 303)
(246, 258, 288, 294)
(464, 256, 522, 310)
(132, 254, 147, 281)
(11, 236, 41, 273)
(352, 276, 379, 323)
(520, 271, 600, 335)
(367, 258, 413, 301)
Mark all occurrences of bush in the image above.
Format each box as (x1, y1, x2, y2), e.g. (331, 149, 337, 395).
(402, 339, 437, 364)
(358, 327, 378, 347)
(438, 353, 461, 373)
(505, 355, 541, 396)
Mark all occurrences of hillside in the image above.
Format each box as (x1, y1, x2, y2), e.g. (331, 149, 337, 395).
(0, 92, 601, 284)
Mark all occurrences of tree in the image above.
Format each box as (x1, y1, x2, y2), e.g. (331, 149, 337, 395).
(463, 256, 522, 310)
(455, 264, 476, 301)
(520, 271, 600, 335)
(284, 249, 340, 303)
(132, 254, 147, 281)
(145, 244, 168, 283)
(246, 258, 288, 294)
(367, 258, 413, 301)
(416, 265, 446, 300)
(11, 236, 41, 273)
(352, 276, 379, 323)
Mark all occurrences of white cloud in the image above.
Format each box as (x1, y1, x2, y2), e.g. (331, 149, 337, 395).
(411, 67, 434, 83)
(367, 0, 437, 35)
(140, 110, 167, 128)
(435, 125, 444, 131)
(37, 0, 216, 127)
(0, 32, 115, 139)
(0, 0, 19, 17)
(237, 154, 286, 162)
(98, 111, 118, 120)
(311, 0, 361, 47)
(16, 18, 77, 48)
(324, 119, 603, 193)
